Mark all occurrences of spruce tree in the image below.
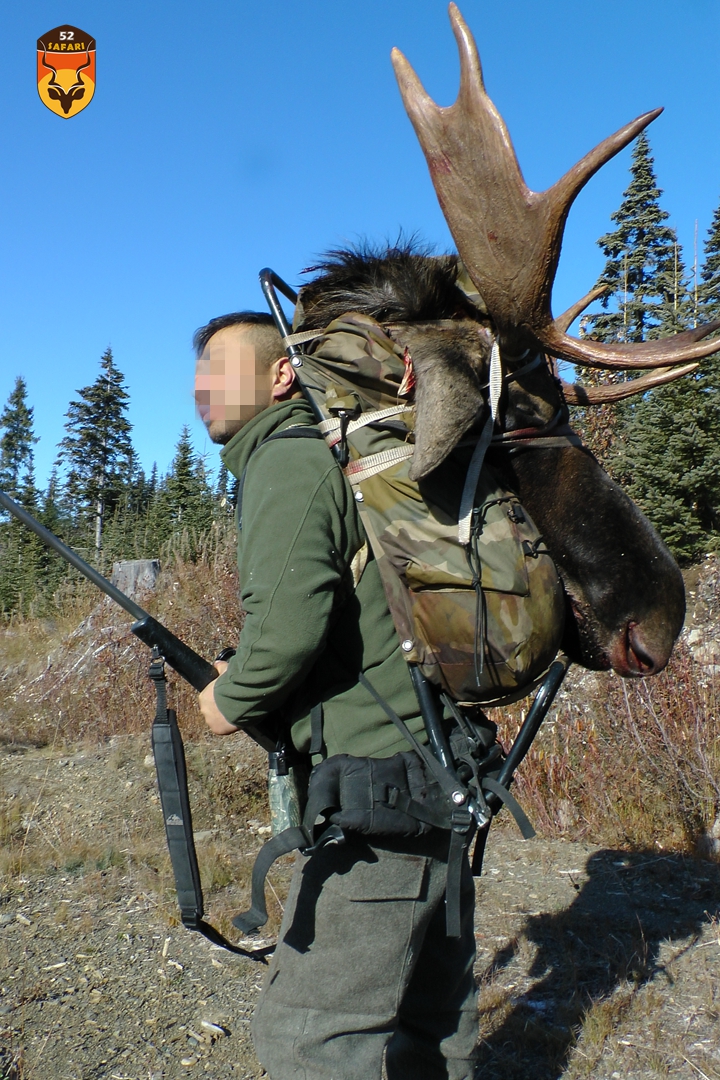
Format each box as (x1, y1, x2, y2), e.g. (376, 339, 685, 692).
(0, 378, 45, 614)
(0, 377, 39, 503)
(57, 348, 134, 554)
(587, 134, 684, 342)
(615, 369, 720, 563)
(146, 427, 215, 556)
(698, 196, 720, 325)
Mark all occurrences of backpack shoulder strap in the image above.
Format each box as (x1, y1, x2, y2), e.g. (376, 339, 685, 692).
(236, 426, 324, 530)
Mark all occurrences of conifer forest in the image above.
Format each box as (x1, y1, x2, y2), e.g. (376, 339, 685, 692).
(1, 135, 720, 617)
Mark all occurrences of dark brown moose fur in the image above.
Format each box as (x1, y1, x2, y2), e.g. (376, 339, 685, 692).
(297, 246, 685, 680)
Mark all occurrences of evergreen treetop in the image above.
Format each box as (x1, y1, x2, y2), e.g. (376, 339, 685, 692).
(0, 376, 39, 504)
(699, 197, 720, 325)
(57, 347, 135, 552)
(587, 134, 686, 343)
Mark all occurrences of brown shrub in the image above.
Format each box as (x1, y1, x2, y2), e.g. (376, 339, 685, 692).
(491, 642, 720, 852)
(0, 524, 244, 748)
(2, 521, 719, 854)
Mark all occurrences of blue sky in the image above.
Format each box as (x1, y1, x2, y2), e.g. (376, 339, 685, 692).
(2, 1, 719, 489)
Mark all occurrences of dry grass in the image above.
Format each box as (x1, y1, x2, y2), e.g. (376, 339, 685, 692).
(0, 525, 244, 748)
(2, 524, 719, 861)
(489, 642, 720, 853)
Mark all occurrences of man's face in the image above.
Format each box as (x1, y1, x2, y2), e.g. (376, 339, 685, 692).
(194, 325, 276, 444)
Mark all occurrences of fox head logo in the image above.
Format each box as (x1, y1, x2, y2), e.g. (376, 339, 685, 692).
(37, 26, 96, 118)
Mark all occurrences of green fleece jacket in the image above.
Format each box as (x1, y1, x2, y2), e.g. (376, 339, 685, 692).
(212, 399, 425, 759)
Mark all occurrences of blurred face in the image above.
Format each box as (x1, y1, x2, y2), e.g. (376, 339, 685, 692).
(194, 324, 277, 444)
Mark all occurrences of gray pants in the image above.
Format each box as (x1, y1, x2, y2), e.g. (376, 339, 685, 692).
(252, 831, 478, 1080)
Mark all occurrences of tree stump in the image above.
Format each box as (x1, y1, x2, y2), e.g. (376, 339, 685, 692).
(110, 559, 161, 601)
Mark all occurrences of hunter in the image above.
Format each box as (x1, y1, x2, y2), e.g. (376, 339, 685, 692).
(195, 310, 479, 1080)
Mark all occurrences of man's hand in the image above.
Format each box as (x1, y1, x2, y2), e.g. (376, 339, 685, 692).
(198, 660, 238, 735)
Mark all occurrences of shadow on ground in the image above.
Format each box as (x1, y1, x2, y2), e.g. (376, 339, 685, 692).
(475, 848, 720, 1078)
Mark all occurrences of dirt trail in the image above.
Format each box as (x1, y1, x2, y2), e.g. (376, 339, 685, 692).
(1, 737, 719, 1080)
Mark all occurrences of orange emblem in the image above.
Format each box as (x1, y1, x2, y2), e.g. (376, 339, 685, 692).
(37, 25, 95, 118)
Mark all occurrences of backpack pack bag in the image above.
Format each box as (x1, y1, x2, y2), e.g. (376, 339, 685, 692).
(286, 310, 565, 706)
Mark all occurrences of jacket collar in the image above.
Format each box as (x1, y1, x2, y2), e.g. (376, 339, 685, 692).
(220, 399, 316, 479)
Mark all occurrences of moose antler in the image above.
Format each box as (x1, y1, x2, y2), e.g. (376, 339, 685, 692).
(560, 364, 700, 405)
(392, 5, 720, 371)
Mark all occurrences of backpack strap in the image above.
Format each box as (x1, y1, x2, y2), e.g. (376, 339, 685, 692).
(236, 426, 324, 530)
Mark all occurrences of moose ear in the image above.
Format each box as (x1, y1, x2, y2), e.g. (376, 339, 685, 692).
(396, 325, 490, 481)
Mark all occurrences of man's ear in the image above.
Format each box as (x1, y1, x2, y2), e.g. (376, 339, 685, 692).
(269, 357, 298, 402)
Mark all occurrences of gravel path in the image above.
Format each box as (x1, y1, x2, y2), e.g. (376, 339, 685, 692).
(1, 737, 718, 1080)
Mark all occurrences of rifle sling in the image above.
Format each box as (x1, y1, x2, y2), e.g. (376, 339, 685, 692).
(149, 657, 267, 962)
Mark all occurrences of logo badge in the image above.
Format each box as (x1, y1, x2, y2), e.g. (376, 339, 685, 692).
(37, 25, 95, 118)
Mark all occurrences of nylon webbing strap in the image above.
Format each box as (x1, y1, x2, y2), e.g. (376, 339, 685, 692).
(481, 777, 535, 839)
(446, 810, 475, 938)
(344, 444, 414, 484)
(232, 827, 310, 935)
(309, 703, 324, 756)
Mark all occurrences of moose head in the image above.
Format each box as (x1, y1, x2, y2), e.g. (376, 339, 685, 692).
(388, 6, 720, 678)
(298, 6, 720, 681)
(40, 47, 92, 115)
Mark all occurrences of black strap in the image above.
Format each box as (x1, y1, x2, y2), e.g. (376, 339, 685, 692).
(237, 426, 323, 531)
(445, 809, 476, 938)
(471, 822, 490, 876)
(149, 655, 267, 961)
(309, 703, 324, 756)
(481, 777, 535, 839)
(232, 826, 310, 934)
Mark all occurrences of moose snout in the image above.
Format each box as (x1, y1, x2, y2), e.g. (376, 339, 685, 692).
(610, 620, 674, 677)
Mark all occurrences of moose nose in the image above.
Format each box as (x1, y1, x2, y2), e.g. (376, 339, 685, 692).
(616, 621, 667, 677)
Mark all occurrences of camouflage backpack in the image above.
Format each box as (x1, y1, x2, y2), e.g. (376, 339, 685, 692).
(287, 310, 565, 705)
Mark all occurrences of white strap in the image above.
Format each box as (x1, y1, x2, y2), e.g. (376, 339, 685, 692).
(344, 444, 414, 484)
(319, 405, 410, 447)
(457, 341, 502, 546)
(282, 329, 324, 347)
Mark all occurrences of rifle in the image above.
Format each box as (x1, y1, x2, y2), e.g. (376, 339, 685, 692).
(0, 488, 273, 959)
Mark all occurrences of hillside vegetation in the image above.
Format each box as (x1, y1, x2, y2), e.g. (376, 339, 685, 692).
(1, 525, 718, 857)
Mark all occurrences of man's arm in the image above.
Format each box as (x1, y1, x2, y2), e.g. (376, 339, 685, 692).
(208, 439, 361, 730)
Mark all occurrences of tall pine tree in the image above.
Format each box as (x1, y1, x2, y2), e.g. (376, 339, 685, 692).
(587, 134, 684, 342)
(0, 377, 39, 503)
(573, 137, 720, 561)
(0, 377, 44, 613)
(698, 196, 720, 325)
(145, 427, 215, 557)
(56, 348, 134, 554)
(614, 366, 720, 563)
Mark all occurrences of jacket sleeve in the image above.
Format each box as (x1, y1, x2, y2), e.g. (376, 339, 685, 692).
(212, 440, 356, 727)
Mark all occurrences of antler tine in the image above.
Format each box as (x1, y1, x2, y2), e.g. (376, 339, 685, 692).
(556, 285, 609, 334)
(393, 6, 720, 371)
(561, 363, 700, 405)
(552, 320, 720, 370)
(550, 109, 663, 226)
(390, 48, 438, 138)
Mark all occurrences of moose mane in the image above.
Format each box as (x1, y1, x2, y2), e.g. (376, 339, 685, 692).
(297, 244, 485, 330)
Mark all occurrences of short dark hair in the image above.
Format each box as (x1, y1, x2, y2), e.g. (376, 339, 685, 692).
(192, 310, 277, 356)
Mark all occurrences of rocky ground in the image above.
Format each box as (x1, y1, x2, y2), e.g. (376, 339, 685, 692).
(1, 735, 719, 1080)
